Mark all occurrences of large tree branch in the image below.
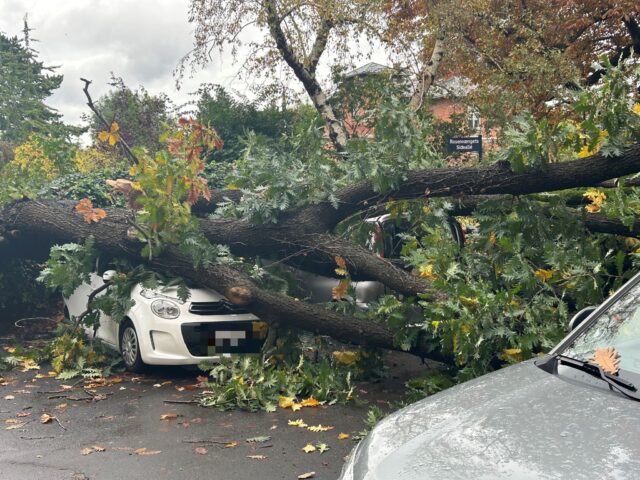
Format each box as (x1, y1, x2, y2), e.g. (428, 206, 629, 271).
(262, 0, 348, 151)
(0, 199, 447, 361)
(409, 32, 446, 111)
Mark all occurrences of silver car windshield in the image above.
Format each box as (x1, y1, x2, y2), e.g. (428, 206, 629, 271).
(563, 280, 640, 376)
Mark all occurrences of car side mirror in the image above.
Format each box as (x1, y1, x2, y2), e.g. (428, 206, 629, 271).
(102, 270, 117, 283)
(568, 306, 597, 331)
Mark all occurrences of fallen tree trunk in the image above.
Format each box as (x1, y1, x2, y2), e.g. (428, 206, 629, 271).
(2, 144, 640, 361)
(0, 199, 447, 361)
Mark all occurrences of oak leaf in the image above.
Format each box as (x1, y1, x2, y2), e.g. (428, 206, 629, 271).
(331, 278, 350, 300)
(590, 346, 621, 375)
(75, 198, 107, 224)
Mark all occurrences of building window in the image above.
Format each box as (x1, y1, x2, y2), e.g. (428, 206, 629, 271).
(467, 107, 481, 132)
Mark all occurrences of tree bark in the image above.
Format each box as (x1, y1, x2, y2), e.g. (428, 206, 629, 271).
(0, 199, 447, 361)
(263, 0, 348, 151)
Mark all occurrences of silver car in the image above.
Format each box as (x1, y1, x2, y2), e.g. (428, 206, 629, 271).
(340, 271, 640, 479)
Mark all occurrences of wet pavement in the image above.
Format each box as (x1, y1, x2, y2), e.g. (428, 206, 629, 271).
(0, 338, 424, 480)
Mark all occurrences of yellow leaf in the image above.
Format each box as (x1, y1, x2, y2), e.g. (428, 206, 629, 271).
(288, 419, 308, 428)
(278, 395, 295, 409)
(338, 433, 350, 440)
(419, 264, 437, 280)
(633, 103, 640, 115)
(300, 397, 320, 408)
(3, 346, 16, 353)
(534, 268, 554, 282)
(98, 131, 110, 142)
(160, 412, 178, 420)
(307, 424, 334, 432)
(224, 442, 238, 448)
(291, 403, 303, 412)
(110, 121, 120, 133)
(302, 444, 316, 453)
(332, 350, 359, 365)
(502, 348, 523, 362)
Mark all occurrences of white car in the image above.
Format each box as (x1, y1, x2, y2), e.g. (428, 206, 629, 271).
(64, 270, 269, 371)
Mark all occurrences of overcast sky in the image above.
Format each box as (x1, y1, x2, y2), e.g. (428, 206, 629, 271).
(0, 0, 253, 127)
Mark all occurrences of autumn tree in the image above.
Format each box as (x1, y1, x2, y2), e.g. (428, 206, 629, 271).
(86, 77, 173, 154)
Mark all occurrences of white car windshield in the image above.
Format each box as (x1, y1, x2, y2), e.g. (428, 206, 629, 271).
(563, 279, 640, 376)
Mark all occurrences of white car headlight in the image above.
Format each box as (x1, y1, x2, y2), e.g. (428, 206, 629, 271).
(151, 299, 181, 319)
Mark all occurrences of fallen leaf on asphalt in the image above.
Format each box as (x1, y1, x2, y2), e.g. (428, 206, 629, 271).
(317, 443, 330, 454)
(175, 386, 185, 392)
(5, 422, 26, 430)
(246, 435, 271, 443)
(16, 412, 31, 417)
(291, 403, 303, 412)
(307, 424, 334, 432)
(246, 455, 267, 460)
(300, 397, 320, 407)
(179, 421, 190, 428)
(160, 412, 178, 421)
(269, 425, 277, 430)
(92, 445, 106, 452)
(190, 417, 203, 424)
(161, 381, 172, 386)
(40, 413, 55, 424)
(194, 447, 208, 455)
(278, 395, 295, 409)
(3, 346, 16, 353)
(298, 472, 315, 479)
(288, 419, 308, 428)
(80, 448, 94, 455)
(338, 433, 350, 440)
(134, 448, 161, 456)
(54, 404, 68, 411)
(20, 359, 40, 371)
(60, 385, 74, 390)
(153, 384, 162, 388)
(302, 444, 316, 453)
(4, 395, 15, 400)
(224, 442, 238, 448)
(5, 419, 20, 424)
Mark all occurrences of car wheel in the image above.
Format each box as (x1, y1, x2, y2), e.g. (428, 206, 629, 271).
(120, 321, 145, 372)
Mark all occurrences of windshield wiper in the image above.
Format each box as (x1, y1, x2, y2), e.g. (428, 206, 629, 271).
(553, 354, 640, 401)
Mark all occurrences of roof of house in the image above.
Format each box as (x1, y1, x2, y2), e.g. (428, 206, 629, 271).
(343, 62, 391, 79)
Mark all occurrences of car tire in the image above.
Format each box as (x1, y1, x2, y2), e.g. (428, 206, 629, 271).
(120, 321, 145, 372)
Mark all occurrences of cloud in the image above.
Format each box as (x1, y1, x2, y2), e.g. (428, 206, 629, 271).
(0, 0, 244, 127)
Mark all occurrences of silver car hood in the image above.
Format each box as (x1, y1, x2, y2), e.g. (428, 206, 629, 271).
(350, 360, 640, 480)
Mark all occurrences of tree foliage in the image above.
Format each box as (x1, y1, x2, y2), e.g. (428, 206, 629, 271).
(0, 32, 78, 144)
